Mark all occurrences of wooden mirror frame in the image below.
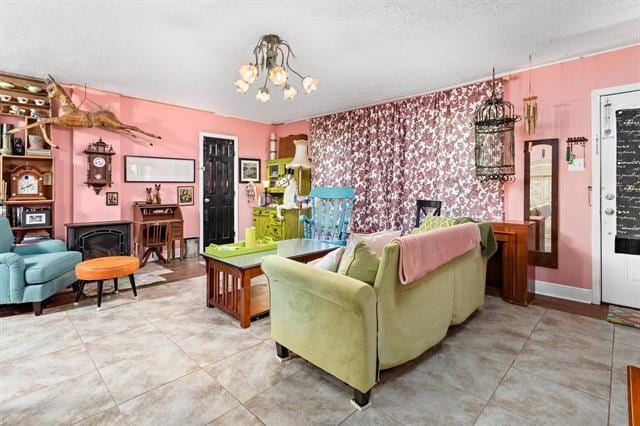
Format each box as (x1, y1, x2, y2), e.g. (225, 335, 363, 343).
(524, 138, 559, 269)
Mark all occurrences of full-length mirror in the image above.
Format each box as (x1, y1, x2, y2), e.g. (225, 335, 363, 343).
(525, 138, 559, 268)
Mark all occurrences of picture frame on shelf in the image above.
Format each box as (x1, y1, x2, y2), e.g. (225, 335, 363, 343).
(21, 209, 51, 227)
(106, 191, 119, 206)
(239, 158, 261, 183)
(177, 186, 194, 206)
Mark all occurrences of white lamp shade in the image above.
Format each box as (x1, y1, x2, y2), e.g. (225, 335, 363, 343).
(286, 140, 313, 169)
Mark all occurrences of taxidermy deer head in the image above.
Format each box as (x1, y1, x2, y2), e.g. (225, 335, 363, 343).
(9, 74, 161, 148)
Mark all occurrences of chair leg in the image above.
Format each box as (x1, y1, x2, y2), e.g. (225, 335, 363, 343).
(96, 280, 104, 309)
(141, 248, 153, 267)
(33, 302, 43, 316)
(128, 274, 138, 298)
(155, 247, 167, 264)
(275, 342, 289, 359)
(74, 281, 85, 303)
(113, 278, 119, 293)
(353, 388, 371, 408)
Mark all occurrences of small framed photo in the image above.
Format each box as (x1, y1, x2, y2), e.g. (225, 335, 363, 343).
(177, 186, 194, 206)
(239, 158, 261, 183)
(106, 192, 119, 206)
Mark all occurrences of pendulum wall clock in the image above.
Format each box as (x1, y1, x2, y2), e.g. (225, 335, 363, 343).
(84, 138, 115, 194)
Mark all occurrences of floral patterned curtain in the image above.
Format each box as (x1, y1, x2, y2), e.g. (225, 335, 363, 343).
(309, 80, 504, 233)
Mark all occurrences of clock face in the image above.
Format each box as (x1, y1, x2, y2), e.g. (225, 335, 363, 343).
(93, 157, 106, 168)
(18, 174, 38, 195)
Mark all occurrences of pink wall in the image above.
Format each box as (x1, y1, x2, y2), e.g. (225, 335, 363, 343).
(53, 86, 273, 241)
(275, 45, 640, 290)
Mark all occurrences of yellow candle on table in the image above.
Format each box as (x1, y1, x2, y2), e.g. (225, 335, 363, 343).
(245, 226, 256, 248)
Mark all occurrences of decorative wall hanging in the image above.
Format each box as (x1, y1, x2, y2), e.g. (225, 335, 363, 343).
(239, 158, 261, 183)
(8, 75, 161, 147)
(84, 138, 114, 194)
(566, 136, 588, 171)
(124, 156, 195, 182)
(474, 68, 520, 183)
(245, 181, 256, 202)
(523, 54, 538, 135)
(106, 192, 119, 206)
(177, 186, 194, 206)
(234, 34, 318, 102)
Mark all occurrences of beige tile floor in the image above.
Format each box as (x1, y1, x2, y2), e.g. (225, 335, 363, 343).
(0, 274, 638, 425)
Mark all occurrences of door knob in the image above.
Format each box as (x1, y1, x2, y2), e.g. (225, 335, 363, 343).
(604, 208, 615, 215)
(604, 193, 615, 200)
(204, 198, 210, 203)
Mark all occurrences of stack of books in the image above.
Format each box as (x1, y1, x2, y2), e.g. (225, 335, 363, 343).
(22, 229, 51, 243)
(26, 148, 52, 156)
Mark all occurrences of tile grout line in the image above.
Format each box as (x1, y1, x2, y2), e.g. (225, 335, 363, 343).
(471, 306, 547, 425)
(65, 310, 121, 424)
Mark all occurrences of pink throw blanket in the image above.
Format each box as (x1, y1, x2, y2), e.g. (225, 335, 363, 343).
(392, 223, 481, 284)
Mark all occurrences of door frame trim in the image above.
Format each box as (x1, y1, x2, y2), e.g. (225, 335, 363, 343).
(198, 132, 239, 252)
(590, 83, 640, 304)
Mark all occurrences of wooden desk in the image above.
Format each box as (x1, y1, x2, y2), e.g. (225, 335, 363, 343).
(488, 221, 536, 306)
(202, 239, 337, 328)
(132, 203, 184, 261)
(631, 365, 640, 426)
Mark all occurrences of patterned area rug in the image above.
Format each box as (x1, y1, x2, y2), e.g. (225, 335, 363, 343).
(83, 262, 172, 296)
(607, 305, 640, 329)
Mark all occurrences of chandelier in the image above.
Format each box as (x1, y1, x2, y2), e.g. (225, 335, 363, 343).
(233, 34, 318, 102)
(474, 68, 520, 183)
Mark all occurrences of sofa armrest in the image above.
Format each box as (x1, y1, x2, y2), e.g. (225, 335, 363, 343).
(262, 255, 377, 393)
(12, 239, 67, 256)
(0, 252, 26, 303)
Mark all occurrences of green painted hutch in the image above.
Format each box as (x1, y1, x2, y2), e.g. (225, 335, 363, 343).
(252, 156, 311, 241)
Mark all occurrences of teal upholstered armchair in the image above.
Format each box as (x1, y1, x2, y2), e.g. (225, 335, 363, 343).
(0, 217, 82, 315)
(300, 187, 355, 246)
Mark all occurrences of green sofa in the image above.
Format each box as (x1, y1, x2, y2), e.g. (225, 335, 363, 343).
(262, 232, 486, 407)
(0, 217, 82, 315)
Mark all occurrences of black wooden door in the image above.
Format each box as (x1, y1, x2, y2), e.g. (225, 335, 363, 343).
(202, 136, 235, 246)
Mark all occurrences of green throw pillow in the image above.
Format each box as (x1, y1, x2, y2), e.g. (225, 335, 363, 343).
(337, 241, 380, 286)
(411, 216, 456, 234)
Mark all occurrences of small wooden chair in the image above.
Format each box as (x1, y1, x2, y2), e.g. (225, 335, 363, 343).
(415, 199, 442, 227)
(141, 222, 168, 266)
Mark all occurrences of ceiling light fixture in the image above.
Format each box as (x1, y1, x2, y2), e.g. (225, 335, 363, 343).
(234, 34, 318, 102)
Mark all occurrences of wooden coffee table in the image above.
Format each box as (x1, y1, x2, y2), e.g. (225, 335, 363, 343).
(75, 256, 140, 309)
(201, 239, 338, 328)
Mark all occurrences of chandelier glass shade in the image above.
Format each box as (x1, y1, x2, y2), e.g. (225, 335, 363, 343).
(474, 69, 520, 183)
(234, 34, 318, 102)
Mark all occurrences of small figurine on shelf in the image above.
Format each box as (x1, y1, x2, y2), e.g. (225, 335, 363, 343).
(145, 187, 154, 204)
(12, 138, 25, 156)
(154, 184, 161, 204)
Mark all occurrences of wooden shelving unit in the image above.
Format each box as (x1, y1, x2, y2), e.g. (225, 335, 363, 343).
(0, 71, 55, 244)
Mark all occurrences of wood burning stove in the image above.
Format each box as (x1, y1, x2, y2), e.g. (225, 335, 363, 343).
(65, 220, 132, 260)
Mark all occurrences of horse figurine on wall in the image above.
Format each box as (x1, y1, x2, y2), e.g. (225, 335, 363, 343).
(8, 75, 161, 148)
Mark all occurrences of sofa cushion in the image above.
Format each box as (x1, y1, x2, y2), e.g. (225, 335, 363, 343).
(308, 246, 345, 272)
(337, 241, 380, 285)
(22, 251, 82, 284)
(412, 216, 456, 234)
(339, 229, 401, 272)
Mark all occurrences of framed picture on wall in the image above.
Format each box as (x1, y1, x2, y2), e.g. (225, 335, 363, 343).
(239, 158, 261, 183)
(124, 156, 195, 182)
(106, 192, 119, 206)
(177, 186, 194, 206)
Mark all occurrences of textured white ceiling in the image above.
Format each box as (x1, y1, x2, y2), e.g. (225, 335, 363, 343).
(1, 1, 639, 124)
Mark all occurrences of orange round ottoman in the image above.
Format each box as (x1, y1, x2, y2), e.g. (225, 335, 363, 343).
(75, 256, 140, 309)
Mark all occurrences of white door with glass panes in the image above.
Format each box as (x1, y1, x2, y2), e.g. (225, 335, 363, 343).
(599, 88, 640, 309)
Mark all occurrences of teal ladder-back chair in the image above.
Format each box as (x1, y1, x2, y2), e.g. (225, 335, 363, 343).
(300, 187, 356, 246)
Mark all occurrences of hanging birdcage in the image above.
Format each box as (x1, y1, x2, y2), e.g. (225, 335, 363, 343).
(474, 69, 521, 183)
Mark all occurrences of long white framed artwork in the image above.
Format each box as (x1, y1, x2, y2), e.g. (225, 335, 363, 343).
(124, 156, 195, 182)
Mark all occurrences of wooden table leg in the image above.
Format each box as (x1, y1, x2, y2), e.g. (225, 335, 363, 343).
(240, 270, 251, 329)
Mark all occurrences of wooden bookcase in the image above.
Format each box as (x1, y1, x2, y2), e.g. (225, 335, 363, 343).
(0, 71, 55, 243)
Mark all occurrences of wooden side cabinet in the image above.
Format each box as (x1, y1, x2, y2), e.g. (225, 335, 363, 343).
(488, 220, 536, 306)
